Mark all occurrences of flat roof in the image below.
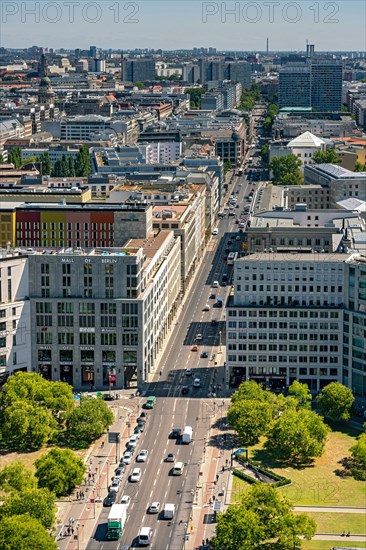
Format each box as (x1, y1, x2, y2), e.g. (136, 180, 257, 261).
(237, 252, 353, 263)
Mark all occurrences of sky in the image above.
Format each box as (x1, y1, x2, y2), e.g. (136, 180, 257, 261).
(1, 0, 365, 51)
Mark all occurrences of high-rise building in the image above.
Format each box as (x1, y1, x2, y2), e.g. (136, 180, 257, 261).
(121, 59, 156, 82)
(278, 65, 311, 109)
(38, 53, 48, 78)
(199, 59, 224, 84)
(89, 45, 97, 58)
(224, 61, 251, 89)
(91, 58, 106, 73)
(311, 58, 343, 112)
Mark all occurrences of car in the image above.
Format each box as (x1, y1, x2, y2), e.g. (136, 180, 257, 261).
(137, 415, 147, 424)
(223, 255, 228, 261)
(236, 236, 241, 241)
(222, 273, 228, 281)
(185, 368, 193, 376)
(109, 479, 120, 493)
(148, 501, 160, 514)
(212, 228, 218, 235)
(137, 422, 145, 432)
(122, 451, 133, 465)
(200, 351, 209, 358)
(130, 468, 141, 482)
(227, 240, 232, 245)
(196, 333, 203, 341)
(134, 426, 142, 437)
(211, 319, 218, 326)
(193, 378, 201, 388)
(170, 427, 182, 439)
(128, 435, 138, 448)
(221, 281, 227, 287)
(113, 468, 124, 481)
(137, 450, 148, 462)
(103, 491, 117, 507)
(191, 345, 198, 352)
(203, 304, 210, 311)
(103, 393, 115, 401)
(209, 293, 216, 299)
(236, 204, 240, 208)
(181, 386, 189, 395)
(166, 452, 175, 462)
(120, 495, 131, 508)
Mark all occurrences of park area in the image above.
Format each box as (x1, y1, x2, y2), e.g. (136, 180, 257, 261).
(231, 427, 366, 549)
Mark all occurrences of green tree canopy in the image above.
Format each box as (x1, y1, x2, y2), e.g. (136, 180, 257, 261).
(0, 153, 5, 163)
(8, 146, 22, 169)
(37, 152, 52, 175)
(212, 484, 316, 550)
(1, 401, 57, 451)
(35, 447, 86, 497)
(187, 87, 205, 109)
(65, 397, 114, 448)
(133, 81, 145, 89)
(269, 154, 303, 185)
(266, 408, 329, 463)
(287, 381, 312, 409)
(0, 515, 58, 550)
(260, 143, 269, 165)
(75, 144, 91, 177)
(313, 149, 341, 164)
(0, 462, 37, 494)
(0, 488, 57, 530)
(354, 161, 366, 172)
(349, 431, 366, 481)
(316, 382, 355, 422)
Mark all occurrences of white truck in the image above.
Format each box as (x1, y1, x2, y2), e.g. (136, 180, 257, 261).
(182, 425, 193, 444)
(163, 503, 175, 519)
(107, 503, 127, 540)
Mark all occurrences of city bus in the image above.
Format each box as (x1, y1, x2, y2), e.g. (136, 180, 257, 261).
(227, 252, 238, 265)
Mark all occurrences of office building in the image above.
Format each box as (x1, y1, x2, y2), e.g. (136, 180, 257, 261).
(226, 252, 366, 397)
(225, 61, 251, 89)
(28, 231, 181, 389)
(199, 59, 224, 84)
(278, 65, 311, 109)
(311, 58, 343, 112)
(121, 59, 156, 82)
(91, 58, 106, 73)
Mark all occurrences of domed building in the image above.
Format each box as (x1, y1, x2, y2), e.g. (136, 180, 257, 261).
(38, 76, 55, 105)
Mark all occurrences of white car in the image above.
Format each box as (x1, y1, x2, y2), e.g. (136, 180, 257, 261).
(212, 228, 218, 235)
(109, 479, 120, 493)
(137, 450, 148, 462)
(128, 435, 139, 448)
(196, 333, 203, 341)
(202, 304, 210, 311)
(130, 468, 141, 482)
(193, 378, 201, 388)
(185, 368, 193, 376)
(120, 495, 131, 508)
(113, 467, 124, 481)
(149, 501, 160, 514)
(123, 451, 133, 465)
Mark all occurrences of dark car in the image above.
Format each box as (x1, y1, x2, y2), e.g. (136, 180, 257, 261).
(103, 491, 117, 507)
(211, 319, 218, 326)
(200, 351, 209, 358)
(227, 240, 232, 245)
(181, 386, 189, 395)
(137, 422, 145, 432)
(103, 393, 115, 401)
(171, 427, 182, 438)
(209, 293, 216, 299)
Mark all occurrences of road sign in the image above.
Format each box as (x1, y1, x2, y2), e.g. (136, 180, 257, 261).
(234, 448, 246, 455)
(213, 500, 222, 512)
(108, 432, 120, 443)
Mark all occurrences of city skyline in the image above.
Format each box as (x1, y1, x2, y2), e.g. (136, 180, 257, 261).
(1, 0, 365, 51)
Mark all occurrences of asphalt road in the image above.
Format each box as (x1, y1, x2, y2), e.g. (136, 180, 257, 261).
(86, 152, 261, 550)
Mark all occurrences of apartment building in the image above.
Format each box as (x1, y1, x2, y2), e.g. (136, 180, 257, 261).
(226, 253, 348, 392)
(60, 115, 128, 141)
(28, 231, 181, 389)
(0, 250, 31, 384)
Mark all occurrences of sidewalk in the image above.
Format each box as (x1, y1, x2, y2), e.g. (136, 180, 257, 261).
(56, 393, 141, 549)
(186, 403, 235, 550)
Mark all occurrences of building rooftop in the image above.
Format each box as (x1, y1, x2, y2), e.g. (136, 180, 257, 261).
(310, 163, 366, 179)
(287, 131, 326, 148)
(237, 252, 354, 263)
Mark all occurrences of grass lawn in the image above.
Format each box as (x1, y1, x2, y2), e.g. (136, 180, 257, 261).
(300, 513, 366, 535)
(230, 430, 366, 507)
(302, 541, 366, 550)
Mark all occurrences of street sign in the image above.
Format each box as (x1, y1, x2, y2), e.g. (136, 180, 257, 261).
(108, 432, 120, 443)
(234, 448, 246, 455)
(213, 500, 222, 512)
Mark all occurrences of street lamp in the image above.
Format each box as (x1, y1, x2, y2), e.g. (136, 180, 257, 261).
(219, 331, 222, 353)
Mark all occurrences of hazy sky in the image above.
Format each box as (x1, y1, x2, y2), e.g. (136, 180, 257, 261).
(2, 0, 365, 51)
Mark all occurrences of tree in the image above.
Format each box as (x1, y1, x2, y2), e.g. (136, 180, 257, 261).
(228, 381, 278, 445)
(65, 397, 114, 448)
(35, 447, 86, 497)
(38, 152, 51, 175)
(52, 158, 62, 177)
(354, 161, 366, 172)
(0, 515, 58, 550)
(260, 143, 269, 165)
(8, 146, 22, 169)
(313, 149, 341, 164)
(0, 153, 5, 163)
(288, 381, 312, 409)
(349, 432, 366, 481)
(212, 484, 316, 550)
(0, 488, 57, 530)
(266, 408, 329, 463)
(186, 87, 205, 109)
(317, 382, 355, 422)
(60, 154, 69, 177)
(269, 154, 303, 185)
(1, 401, 57, 451)
(133, 81, 145, 89)
(68, 156, 76, 177)
(223, 161, 232, 175)
(75, 144, 91, 177)
(0, 462, 37, 494)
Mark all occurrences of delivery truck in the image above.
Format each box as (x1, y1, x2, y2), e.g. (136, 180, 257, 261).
(163, 503, 175, 519)
(182, 425, 193, 444)
(107, 503, 127, 540)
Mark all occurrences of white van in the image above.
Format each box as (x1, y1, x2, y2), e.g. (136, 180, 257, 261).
(138, 527, 153, 546)
(172, 462, 184, 475)
(163, 503, 175, 519)
(212, 280, 219, 288)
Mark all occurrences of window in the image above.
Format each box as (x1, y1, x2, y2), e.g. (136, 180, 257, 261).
(80, 333, 95, 345)
(58, 333, 74, 345)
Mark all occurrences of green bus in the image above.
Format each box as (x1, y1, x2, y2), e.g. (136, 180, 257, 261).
(145, 396, 156, 409)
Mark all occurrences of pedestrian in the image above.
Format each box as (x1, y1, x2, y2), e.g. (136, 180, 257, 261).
(71, 527, 74, 535)
(206, 538, 209, 545)
(76, 491, 79, 500)
(216, 474, 219, 482)
(101, 441, 104, 448)
(89, 458, 92, 466)
(222, 465, 225, 472)
(67, 527, 71, 536)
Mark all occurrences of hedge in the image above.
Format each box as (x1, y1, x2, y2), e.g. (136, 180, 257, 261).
(233, 469, 259, 484)
(234, 456, 291, 488)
